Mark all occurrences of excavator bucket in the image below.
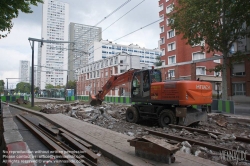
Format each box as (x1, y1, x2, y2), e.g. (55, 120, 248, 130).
(89, 92, 102, 106)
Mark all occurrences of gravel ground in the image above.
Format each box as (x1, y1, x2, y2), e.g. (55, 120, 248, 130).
(37, 100, 250, 166)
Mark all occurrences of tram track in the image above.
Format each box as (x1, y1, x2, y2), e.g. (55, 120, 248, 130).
(16, 114, 98, 166)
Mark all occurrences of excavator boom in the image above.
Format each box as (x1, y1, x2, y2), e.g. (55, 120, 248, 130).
(89, 69, 138, 106)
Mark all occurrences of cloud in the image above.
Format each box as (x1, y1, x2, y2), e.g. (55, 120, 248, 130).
(0, 0, 161, 82)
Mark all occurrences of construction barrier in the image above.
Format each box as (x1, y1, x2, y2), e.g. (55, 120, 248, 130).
(0, 96, 29, 102)
(217, 100, 235, 114)
(75, 96, 235, 114)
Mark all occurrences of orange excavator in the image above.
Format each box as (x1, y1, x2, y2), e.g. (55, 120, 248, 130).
(90, 68, 212, 126)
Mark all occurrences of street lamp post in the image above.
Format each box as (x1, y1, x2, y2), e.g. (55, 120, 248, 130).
(28, 37, 75, 107)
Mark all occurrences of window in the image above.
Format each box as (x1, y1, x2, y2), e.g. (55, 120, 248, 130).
(192, 52, 205, 60)
(167, 18, 174, 26)
(232, 83, 246, 95)
(160, 26, 164, 33)
(160, 37, 165, 45)
(213, 54, 221, 63)
(168, 70, 175, 78)
(167, 29, 175, 38)
(230, 43, 236, 54)
(196, 67, 206, 75)
(168, 42, 176, 51)
(168, 55, 176, 64)
(232, 63, 245, 76)
(159, 4, 163, 11)
(214, 82, 221, 91)
(192, 40, 205, 47)
(166, 4, 173, 14)
(160, 14, 163, 20)
(162, 49, 165, 56)
(214, 71, 221, 77)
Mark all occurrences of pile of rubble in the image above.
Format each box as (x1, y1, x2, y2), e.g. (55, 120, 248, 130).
(39, 101, 128, 123)
(38, 102, 250, 165)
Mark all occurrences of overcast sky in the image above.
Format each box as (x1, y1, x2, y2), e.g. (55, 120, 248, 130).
(0, 0, 161, 87)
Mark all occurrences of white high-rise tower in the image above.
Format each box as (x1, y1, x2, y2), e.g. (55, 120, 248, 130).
(38, 0, 69, 89)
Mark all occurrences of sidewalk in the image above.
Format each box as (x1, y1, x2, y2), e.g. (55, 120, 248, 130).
(234, 102, 250, 116)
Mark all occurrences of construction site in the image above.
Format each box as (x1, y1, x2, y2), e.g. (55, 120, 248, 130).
(1, 67, 250, 166)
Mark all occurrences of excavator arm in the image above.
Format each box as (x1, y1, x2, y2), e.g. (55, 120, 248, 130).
(89, 69, 138, 106)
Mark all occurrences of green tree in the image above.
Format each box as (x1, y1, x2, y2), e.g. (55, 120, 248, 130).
(45, 84, 54, 89)
(168, 0, 250, 100)
(34, 87, 39, 94)
(66, 80, 76, 89)
(0, 0, 43, 39)
(0, 80, 5, 94)
(16, 82, 31, 94)
(154, 56, 163, 66)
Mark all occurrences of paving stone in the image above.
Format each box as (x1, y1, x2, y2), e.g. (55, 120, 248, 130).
(4, 130, 23, 144)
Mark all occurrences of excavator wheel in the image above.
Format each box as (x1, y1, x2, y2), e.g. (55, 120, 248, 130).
(126, 106, 139, 123)
(158, 109, 176, 127)
(90, 99, 102, 106)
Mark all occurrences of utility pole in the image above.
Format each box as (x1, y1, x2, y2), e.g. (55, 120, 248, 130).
(28, 37, 75, 107)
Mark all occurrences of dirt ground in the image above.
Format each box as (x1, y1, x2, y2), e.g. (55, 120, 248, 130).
(36, 100, 250, 166)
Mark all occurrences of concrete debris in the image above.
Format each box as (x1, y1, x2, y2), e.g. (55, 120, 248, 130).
(108, 125, 114, 129)
(194, 150, 201, 156)
(217, 134, 236, 141)
(172, 129, 177, 133)
(127, 132, 134, 137)
(180, 146, 191, 154)
(199, 147, 208, 152)
(36, 101, 250, 165)
(216, 120, 227, 127)
(96, 152, 102, 157)
(208, 133, 218, 139)
(181, 141, 192, 148)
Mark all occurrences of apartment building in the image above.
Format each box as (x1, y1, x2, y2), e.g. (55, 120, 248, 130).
(88, 40, 162, 67)
(68, 23, 102, 81)
(158, 0, 222, 92)
(227, 35, 250, 101)
(77, 52, 148, 96)
(19, 60, 30, 83)
(38, 0, 69, 89)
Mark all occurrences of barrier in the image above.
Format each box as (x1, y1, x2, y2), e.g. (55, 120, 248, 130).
(72, 96, 235, 114)
(217, 100, 235, 114)
(1, 95, 29, 102)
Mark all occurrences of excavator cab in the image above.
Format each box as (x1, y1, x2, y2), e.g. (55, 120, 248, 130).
(131, 69, 161, 102)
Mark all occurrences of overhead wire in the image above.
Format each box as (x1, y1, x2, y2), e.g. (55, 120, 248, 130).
(48, 0, 147, 73)
(40, 0, 131, 67)
(47, 17, 163, 73)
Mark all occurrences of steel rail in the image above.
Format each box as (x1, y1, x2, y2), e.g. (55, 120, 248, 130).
(168, 124, 250, 143)
(21, 115, 97, 166)
(16, 115, 89, 166)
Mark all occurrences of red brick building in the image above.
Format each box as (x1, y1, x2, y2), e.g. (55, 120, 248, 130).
(158, 0, 222, 94)
(77, 53, 148, 97)
(227, 56, 250, 101)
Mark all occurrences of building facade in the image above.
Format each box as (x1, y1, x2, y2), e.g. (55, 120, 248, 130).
(19, 60, 30, 83)
(227, 34, 250, 101)
(77, 53, 148, 96)
(88, 40, 162, 67)
(68, 23, 102, 81)
(158, 0, 222, 93)
(38, 0, 69, 89)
